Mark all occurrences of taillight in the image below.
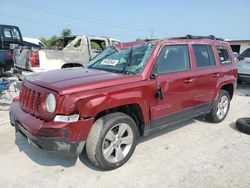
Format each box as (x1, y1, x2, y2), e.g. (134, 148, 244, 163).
(6, 51, 13, 58)
(29, 51, 40, 67)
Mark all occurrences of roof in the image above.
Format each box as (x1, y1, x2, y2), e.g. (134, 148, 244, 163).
(116, 35, 228, 49)
(225, 39, 250, 43)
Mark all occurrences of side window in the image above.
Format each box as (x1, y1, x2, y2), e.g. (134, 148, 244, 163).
(217, 46, 231, 64)
(74, 39, 81, 48)
(90, 39, 107, 58)
(13, 28, 21, 40)
(193, 45, 216, 67)
(241, 48, 250, 58)
(90, 39, 106, 51)
(3, 27, 21, 40)
(111, 40, 120, 46)
(155, 45, 190, 74)
(4, 29, 12, 38)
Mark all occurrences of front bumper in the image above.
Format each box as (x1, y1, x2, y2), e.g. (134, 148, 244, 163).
(10, 100, 93, 157)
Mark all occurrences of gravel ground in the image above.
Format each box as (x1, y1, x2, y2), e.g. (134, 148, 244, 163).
(0, 73, 250, 188)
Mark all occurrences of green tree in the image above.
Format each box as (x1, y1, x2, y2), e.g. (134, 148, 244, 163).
(61, 28, 72, 37)
(40, 35, 60, 48)
(40, 28, 72, 48)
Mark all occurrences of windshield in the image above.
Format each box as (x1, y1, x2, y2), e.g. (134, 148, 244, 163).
(88, 43, 155, 75)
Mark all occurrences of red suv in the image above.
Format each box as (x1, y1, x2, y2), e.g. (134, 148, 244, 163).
(10, 35, 237, 170)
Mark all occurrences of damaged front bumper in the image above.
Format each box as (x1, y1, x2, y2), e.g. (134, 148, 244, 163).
(11, 118, 85, 157)
(9, 100, 93, 157)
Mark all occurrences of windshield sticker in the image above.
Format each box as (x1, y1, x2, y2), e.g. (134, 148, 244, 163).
(100, 59, 119, 66)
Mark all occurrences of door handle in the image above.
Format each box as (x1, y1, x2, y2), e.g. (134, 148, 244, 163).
(184, 78, 194, 83)
(212, 73, 220, 78)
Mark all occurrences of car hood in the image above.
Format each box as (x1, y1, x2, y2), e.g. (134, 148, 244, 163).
(25, 68, 142, 95)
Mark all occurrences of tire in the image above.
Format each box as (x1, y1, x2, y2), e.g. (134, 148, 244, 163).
(0, 67, 4, 77)
(236, 118, 250, 135)
(237, 79, 242, 85)
(206, 89, 230, 123)
(86, 112, 138, 170)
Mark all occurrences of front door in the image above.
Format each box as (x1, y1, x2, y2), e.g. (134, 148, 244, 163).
(150, 44, 196, 128)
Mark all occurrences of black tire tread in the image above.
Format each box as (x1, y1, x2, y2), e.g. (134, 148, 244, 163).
(236, 118, 250, 135)
(86, 112, 137, 170)
(206, 89, 230, 123)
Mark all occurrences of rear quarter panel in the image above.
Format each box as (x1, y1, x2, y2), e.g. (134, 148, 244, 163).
(214, 43, 237, 100)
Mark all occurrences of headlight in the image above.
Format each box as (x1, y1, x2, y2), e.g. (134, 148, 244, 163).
(45, 93, 56, 113)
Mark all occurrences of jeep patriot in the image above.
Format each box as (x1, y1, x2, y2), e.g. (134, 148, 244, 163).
(10, 35, 237, 170)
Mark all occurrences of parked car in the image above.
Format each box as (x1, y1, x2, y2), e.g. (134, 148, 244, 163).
(13, 35, 120, 79)
(227, 39, 250, 54)
(9, 35, 237, 170)
(0, 24, 24, 76)
(23, 37, 45, 49)
(237, 48, 250, 83)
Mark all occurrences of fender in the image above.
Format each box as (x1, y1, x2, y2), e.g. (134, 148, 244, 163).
(61, 82, 153, 124)
(213, 74, 236, 101)
(76, 90, 150, 123)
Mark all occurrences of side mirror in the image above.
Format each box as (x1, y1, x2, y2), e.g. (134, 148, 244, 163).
(150, 72, 158, 79)
(237, 56, 245, 61)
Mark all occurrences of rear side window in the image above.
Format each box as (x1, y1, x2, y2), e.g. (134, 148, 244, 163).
(193, 45, 216, 67)
(154, 44, 190, 74)
(217, 46, 231, 64)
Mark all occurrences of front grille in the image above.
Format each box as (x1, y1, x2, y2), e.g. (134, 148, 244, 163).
(19, 84, 41, 116)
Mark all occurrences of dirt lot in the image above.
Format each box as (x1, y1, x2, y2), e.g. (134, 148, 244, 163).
(0, 75, 250, 188)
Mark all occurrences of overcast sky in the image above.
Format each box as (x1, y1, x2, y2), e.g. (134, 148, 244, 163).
(1, 0, 250, 41)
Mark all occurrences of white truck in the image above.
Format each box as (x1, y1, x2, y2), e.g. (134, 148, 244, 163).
(13, 35, 120, 79)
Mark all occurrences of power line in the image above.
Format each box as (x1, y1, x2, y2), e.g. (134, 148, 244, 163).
(0, 13, 145, 39)
(21, 0, 152, 31)
(0, 13, 60, 28)
(8, 0, 152, 33)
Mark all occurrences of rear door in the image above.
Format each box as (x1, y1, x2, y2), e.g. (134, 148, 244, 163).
(150, 44, 196, 128)
(191, 44, 220, 115)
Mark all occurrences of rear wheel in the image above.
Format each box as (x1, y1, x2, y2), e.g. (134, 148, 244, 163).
(206, 90, 230, 123)
(86, 112, 138, 170)
(0, 67, 4, 76)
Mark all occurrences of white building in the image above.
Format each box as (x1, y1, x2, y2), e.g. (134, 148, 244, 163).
(225, 39, 250, 54)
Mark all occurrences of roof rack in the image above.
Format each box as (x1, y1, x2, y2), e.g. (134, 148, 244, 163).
(144, 38, 158, 42)
(185, 35, 224, 41)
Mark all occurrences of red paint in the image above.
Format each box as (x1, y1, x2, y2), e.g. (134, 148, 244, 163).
(10, 37, 237, 142)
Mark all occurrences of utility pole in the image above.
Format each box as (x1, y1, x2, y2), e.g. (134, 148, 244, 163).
(150, 28, 154, 39)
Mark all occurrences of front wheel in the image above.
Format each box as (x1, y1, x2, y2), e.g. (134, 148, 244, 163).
(206, 89, 230, 123)
(86, 112, 138, 170)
